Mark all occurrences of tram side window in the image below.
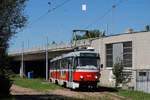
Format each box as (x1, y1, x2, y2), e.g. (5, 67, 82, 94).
(51, 62, 54, 70)
(59, 60, 61, 69)
(61, 59, 64, 69)
(56, 60, 58, 69)
(56, 60, 60, 69)
(53, 61, 56, 69)
(57, 60, 60, 69)
(62, 58, 67, 69)
(54, 61, 56, 70)
(74, 57, 78, 68)
(68, 57, 73, 69)
(50, 62, 52, 69)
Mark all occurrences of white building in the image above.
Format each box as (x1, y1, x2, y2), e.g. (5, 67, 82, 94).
(91, 31, 150, 93)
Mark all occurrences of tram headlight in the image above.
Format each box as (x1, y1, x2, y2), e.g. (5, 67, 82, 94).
(95, 76, 98, 79)
(80, 75, 84, 79)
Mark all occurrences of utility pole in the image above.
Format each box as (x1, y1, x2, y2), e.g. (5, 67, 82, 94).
(28, 39, 29, 48)
(106, 24, 108, 35)
(112, 0, 115, 34)
(46, 36, 48, 80)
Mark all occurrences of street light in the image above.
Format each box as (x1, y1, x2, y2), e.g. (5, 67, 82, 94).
(46, 36, 48, 80)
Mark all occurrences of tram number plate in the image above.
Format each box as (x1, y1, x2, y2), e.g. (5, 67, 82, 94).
(87, 75, 92, 77)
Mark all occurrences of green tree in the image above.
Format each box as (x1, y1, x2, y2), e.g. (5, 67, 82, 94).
(74, 34, 82, 40)
(52, 41, 56, 44)
(146, 25, 150, 31)
(0, 0, 28, 97)
(89, 30, 100, 38)
(74, 29, 105, 40)
(112, 60, 131, 88)
(101, 31, 106, 37)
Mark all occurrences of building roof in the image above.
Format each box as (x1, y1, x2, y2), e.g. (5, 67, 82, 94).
(93, 31, 150, 40)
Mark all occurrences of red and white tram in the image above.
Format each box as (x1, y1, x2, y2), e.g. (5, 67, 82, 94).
(49, 49, 100, 89)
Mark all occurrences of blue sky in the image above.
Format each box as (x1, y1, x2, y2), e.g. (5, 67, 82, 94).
(9, 0, 150, 51)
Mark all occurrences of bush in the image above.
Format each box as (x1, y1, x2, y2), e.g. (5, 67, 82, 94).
(0, 74, 12, 98)
(112, 60, 131, 88)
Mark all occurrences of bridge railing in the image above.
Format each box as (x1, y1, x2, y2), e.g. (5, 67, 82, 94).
(8, 39, 91, 55)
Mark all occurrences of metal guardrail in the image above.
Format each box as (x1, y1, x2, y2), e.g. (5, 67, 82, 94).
(8, 39, 91, 55)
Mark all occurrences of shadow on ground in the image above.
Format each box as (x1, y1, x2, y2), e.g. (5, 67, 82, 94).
(13, 94, 83, 100)
(74, 86, 118, 92)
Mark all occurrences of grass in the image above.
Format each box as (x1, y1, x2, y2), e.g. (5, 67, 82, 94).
(116, 89, 150, 100)
(98, 86, 150, 100)
(10, 75, 62, 90)
(0, 98, 17, 100)
(10, 75, 150, 100)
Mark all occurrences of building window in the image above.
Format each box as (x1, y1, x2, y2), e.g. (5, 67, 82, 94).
(106, 44, 113, 67)
(123, 41, 132, 67)
(106, 41, 132, 67)
(139, 72, 146, 76)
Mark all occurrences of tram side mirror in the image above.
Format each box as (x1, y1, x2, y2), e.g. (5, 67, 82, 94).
(100, 64, 103, 68)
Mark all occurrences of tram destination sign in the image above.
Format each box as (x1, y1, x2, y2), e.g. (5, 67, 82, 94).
(80, 53, 97, 57)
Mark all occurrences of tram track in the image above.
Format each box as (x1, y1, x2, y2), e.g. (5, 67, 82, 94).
(11, 85, 129, 100)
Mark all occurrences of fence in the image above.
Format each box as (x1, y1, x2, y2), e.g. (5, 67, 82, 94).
(136, 69, 150, 93)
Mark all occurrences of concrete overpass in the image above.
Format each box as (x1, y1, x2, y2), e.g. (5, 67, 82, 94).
(8, 39, 91, 78)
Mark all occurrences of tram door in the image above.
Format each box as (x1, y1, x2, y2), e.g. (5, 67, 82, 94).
(59, 60, 62, 80)
(68, 58, 73, 82)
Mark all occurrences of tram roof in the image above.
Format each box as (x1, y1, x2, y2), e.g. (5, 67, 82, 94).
(50, 50, 99, 62)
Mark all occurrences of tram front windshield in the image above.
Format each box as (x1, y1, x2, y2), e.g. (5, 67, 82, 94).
(77, 57, 99, 69)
